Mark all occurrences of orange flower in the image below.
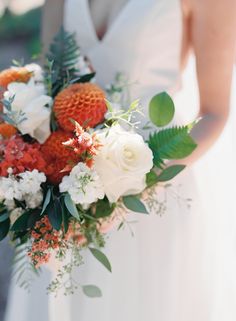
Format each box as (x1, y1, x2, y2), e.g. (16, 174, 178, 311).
(0, 123, 17, 139)
(54, 83, 107, 131)
(0, 67, 32, 88)
(41, 130, 79, 184)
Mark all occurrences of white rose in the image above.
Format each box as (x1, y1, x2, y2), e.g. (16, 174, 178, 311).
(94, 125, 153, 202)
(4, 81, 52, 143)
(24, 63, 44, 83)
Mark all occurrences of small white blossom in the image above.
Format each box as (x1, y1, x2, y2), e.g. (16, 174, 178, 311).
(0, 176, 23, 201)
(0, 170, 46, 209)
(59, 162, 105, 207)
(18, 170, 46, 194)
(24, 190, 43, 209)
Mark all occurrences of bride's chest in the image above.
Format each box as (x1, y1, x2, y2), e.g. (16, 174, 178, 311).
(64, 0, 182, 55)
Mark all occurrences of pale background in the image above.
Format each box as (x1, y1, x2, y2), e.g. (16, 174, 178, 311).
(0, 1, 235, 320)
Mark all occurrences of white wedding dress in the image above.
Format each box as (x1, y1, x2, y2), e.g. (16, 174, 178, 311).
(4, 1, 236, 321)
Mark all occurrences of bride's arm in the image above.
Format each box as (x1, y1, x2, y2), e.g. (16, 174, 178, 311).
(179, 0, 236, 165)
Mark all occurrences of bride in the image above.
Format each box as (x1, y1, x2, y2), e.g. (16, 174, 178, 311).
(4, 0, 236, 321)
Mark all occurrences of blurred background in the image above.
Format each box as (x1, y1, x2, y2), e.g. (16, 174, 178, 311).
(0, 1, 45, 319)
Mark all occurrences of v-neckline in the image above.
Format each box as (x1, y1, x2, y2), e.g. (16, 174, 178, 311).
(83, 0, 133, 44)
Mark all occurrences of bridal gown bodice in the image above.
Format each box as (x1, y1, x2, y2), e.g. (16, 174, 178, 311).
(64, 0, 182, 104)
(4, 1, 236, 321)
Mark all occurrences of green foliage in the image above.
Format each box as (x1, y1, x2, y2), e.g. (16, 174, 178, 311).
(149, 92, 175, 127)
(146, 170, 159, 188)
(157, 165, 186, 182)
(0, 218, 10, 241)
(123, 195, 149, 214)
(11, 209, 41, 232)
(82, 285, 102, 298)
(45, 28, 80, 97)
(148, 126, 197, 168)
(89, 248, 112, 272)
(64, 193, 81, 221)
(95, 198, 115, 218)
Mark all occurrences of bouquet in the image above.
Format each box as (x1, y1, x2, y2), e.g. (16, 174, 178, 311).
(0, 29, 197, 297)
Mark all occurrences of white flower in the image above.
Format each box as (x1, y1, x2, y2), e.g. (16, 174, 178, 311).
(0, 176, 23, 201)
(94, 125, 153, 202)
(24, 63, 44, 83)
(0, 170, 46, 209)
(18, 169, 46, 194)
(24, 190, 43, 209)
(59, 162, 105, 207)
(4, 80, 52, 143)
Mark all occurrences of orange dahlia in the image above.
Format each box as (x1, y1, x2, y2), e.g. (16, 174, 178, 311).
(41, 130, 79, 184)
(0, 67, 32, 88)
(0, 123, 17, 139)
(53, 83, 107, 131)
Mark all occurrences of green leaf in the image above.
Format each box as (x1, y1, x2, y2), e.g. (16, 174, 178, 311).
(0, 211, 9, 223)
(0, 218, 10, 241)
(47, 198, 63, 231)
(41, 188, 51, 215)
(11, 212, 30, 232)
(11, 210, 41, 232)
(70, 72, 96, 84)
(146, 170, 158, 188)
(157, 165, 186, 182)
(89, 248, 112, 272)
(95, 198, 115, 218)
(64, 193, 81, 220)
(149, 92, 175, 127)
(61, 201, 69, 234)
(123, 196, 149, 214)
(148, 126, 197, 168)
(82, 285, 102, 298)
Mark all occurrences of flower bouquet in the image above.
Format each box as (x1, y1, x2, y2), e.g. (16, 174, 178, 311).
(0, 29, 197, 297)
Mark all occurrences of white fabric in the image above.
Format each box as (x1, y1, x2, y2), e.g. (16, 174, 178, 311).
(4, 1, 236, 321)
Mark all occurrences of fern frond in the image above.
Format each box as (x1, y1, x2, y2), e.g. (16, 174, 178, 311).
(12, 242, 40, 292)
(148, 126, 197, 168)
(45, 28, 80, 97)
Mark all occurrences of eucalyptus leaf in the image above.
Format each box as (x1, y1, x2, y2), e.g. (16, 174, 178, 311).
(157, 165, 186, 182)
(123, 196, 149, 214)
(64, 193, 81, 220)
(11, 212, 30, 232)
(89, 247, 112, 272)
(41, 188, 51, 215)
(47, 198, 63, 231)
(149, 92, 175, 127)
(82, 285, 102, 298)
(0, 218, 10, 241)
(0, 211, 9, 223)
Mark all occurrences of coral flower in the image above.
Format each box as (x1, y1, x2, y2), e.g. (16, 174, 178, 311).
(54, 83, 107, 131)
(0, 123, 17, 139)
(0, 67, 32, 88)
